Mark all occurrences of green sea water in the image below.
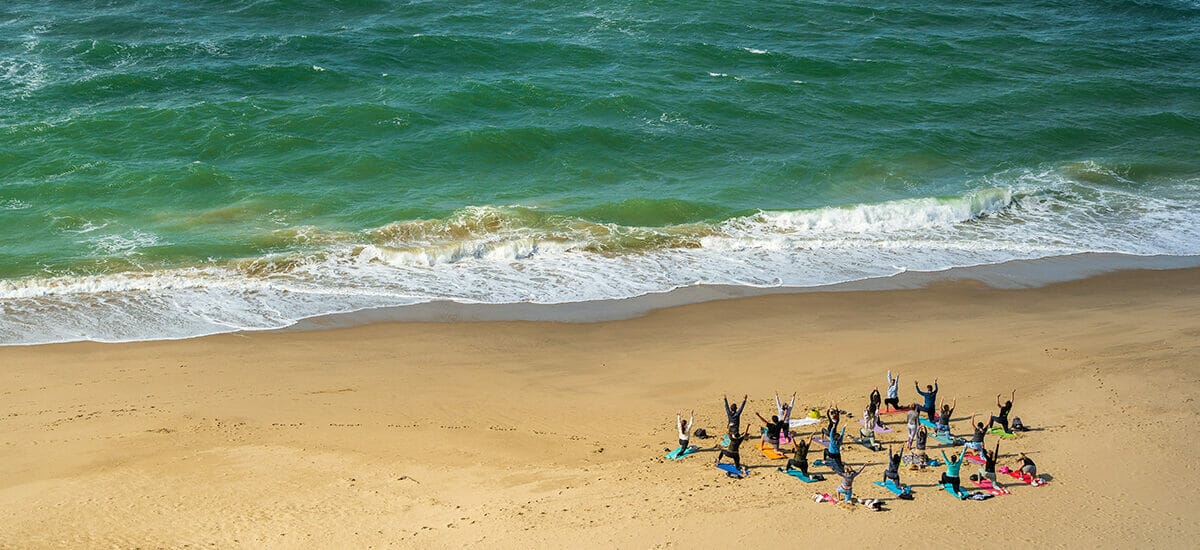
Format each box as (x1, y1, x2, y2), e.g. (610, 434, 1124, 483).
(2, 0, 1199, 343)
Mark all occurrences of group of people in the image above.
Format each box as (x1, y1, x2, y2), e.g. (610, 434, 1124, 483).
(675, 371, 1041, 505)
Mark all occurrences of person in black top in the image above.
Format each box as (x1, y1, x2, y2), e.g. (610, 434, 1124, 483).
(756, 412, 785, 452)
(1015, 453, 1037, 477)
(986, 390, 1016, 434)
(724, 394, 748, 436)
(826, 403, 841, 435)
(967, 415, 987, 453)
(716, 425, 751, 474)
(786, 435, 824, 480)
(978, 441, 1002, 487)
(884, 444, 903, 487)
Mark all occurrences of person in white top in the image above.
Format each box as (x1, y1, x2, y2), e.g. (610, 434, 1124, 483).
(775, 391, 796, 420)
(676, 410, 694, 451)
(775, 392, 796, 443)
(885, 370, 901, 411)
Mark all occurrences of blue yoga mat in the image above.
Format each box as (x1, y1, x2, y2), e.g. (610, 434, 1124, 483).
(716, 463, 745, 477)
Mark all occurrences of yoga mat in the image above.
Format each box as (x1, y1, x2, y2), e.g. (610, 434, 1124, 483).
(989, 427, 1018, 439)
(873, 479, 912, 497)
(780, 467, 820, 483)
(665, 445, 698, 460)
(716, 463, 746, 478)
(759, 443, 786, 460)
(971, 478, 1009, 495)
(939, 482, 969, 500)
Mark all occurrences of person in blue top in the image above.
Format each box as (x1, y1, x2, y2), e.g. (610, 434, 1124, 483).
(940, 446, 967, 494)
(914, 379, 939, 423)
(823, 425, 847, 472)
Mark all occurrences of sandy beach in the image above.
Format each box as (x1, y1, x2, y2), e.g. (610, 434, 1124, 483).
(2, 267, 1198, 548)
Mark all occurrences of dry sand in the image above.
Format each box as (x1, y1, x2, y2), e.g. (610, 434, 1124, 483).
(1, 267, 1198, 548)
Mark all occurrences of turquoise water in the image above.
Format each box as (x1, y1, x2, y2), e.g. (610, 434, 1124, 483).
(2, 0, 1199, 344)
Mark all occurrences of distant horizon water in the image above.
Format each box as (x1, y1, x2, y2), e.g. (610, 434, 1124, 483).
(2, 0, 1199, 344)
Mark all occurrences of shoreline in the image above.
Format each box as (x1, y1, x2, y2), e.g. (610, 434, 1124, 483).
(5, 251, 1198, 348)
(1, 262, 1198, 546)
(284, 251, 1200, 330)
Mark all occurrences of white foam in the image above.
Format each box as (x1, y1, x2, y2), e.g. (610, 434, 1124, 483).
(2, 174, 1200, 345)
(86, 230, 163, 257)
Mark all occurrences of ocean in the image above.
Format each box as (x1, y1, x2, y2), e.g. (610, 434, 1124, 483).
(2, 0, 1199, 345)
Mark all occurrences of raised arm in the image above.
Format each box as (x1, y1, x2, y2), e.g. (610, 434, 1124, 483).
(774, 392, 782, 413)
(756, 412, 769, 425)
(996, 394, 1002, 408)
(1010, 389, 1016, 404)
(933, 379, 939, 392)
(740, 394, 748, 412)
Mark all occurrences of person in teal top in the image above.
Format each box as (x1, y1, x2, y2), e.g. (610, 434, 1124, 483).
(824, 426, 847, 472)
(940, 446, 967, 494)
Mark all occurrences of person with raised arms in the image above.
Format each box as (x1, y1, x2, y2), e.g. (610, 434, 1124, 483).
(940, 446, 967, 495)
(715, 425, 752, 475)
(883, 444, 903, 487)
(978, 440, 1003, 488)
(775, 392, 796, 445)
(786, 434, 824, 480)
(672, 410, 694, 456)
(826, 403, 842, 435)
(987, 390, 1017, 434)
(936, 398, 957, 435)
(756, 411, 785, 453)
(837, 463, 867, 503)
(723, 394, 748, 436)
(824, 425, 847, 472)
(914, 379, 939, 423)
(775, 391, 796, 420)
(913, 425, 930, 466)
(868, 388, 881, 419)
(884, 370, 901, 411)
(966, 414, 986, 453)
